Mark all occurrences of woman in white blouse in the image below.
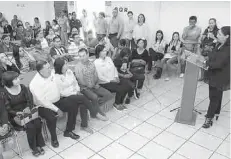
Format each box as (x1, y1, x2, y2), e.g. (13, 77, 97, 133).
(94, 45, 133, 111)
(53, 58, 108, 133)
(149, 30, 168, 79)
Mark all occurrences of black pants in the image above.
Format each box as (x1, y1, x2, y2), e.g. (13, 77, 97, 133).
(149, 48, 164, 62)
(130, 74, 145, 89)
(120, 77, 135, 97)
(100, 81, 132, 105)
(206, 86, 223, 118)
(38, 96, 79, 141)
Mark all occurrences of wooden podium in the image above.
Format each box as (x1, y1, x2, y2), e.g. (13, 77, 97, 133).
(175, 50, 208, 126)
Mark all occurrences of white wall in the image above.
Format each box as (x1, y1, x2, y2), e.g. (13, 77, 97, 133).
(106, 1, 230, 46)
(0, 1, 55, 28)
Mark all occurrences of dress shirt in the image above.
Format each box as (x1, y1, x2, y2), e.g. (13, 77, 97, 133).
(133, 23, 149, 41)
(108, 16, 124, 37)
(75, 61, 98, 89)
(94, 56, 118, 84)
(54, 69, 80, 97)
(94, 18, 108, 35)
(29, 71, 60, 112)
(122, 18, 136, 40)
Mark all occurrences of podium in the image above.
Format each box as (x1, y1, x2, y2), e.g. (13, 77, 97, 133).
(175, 50, 208, 126)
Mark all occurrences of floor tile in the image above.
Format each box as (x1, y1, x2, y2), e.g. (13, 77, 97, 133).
(116, 115, 143, 130)
(201, 124, 230, 139)
(216, 141, 230, 158)
(216, 115, 230, 129)
(117, 131, 149, 152)
(81, 132, 113, 152)
(138, 141, 173, 159)
(153, 131, 186, 151)
(142, 99, 164, 113)
(73, 123, 92, 141)
(130, 91, 154, 107)
(129, 107, 155, 121)
(47, 134, 77, 153)
(133, 122, 163, 139)
(99, 142, 133, 159)
(158, 93, 180, 107)
(210, 153, 229, 159)
(225, 134, 230, 142)
(88, 118, 111, 131)
(59, 143, 94, 159)
(129, 153, 146, 159)
(2, 149, 17, 159)
(190, 130, 223, 151)
(11, 156, 22, 159)
(99, 123, 129, 140)
(166, 123, 198, 139)
(177, 141, 213, 159)
(123, 104, 139, 113)
(146, 114, 173, 129)
(50, 155, 63, 159)
(169, 153, 187, 159)
(89, 154, 105, 159)
(22, 146, 56, 159)
(106, 108, 127, 122)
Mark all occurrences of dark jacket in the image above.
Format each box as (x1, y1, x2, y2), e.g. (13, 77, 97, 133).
(206, 44, 230, 91)
(0, 91, 8, 126)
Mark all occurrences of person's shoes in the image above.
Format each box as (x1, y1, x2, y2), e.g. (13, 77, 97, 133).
(37, 147, 45, 155)
(122, 105, 128, 110)
(81, 127, 94, 134)
(113, 103, 124, 111)
(204, 114, 219, 121)
(125, 98, 130, 104)
(32, 148, 40, 157)
(165, 77, 170, 81)
(179, 73, 184, 78)
(153, 68, 162, 79)
(64, 131, 80, 140)
(134, 89, 140, 99)
(51, 140, 59, 148)
(202, 118, 213, 128)
(96, 113, 109, 121)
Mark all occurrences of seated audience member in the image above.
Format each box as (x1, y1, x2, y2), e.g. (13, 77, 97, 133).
(50, 36, 72, 61)
(46, 28, 56, 46)
(44, 21, 52, 37)
(0, 35, 14, 53)
(54, 58, 107, 126)
(113, 43, 138, 102)
(2, 20, 12, 35)
(114, 39, 131, 60)
(16, 21, 24, 28)
(97, 35, 115, 59)
(94, 45, 133, 110)
(68, 33, 86, 56)
(15, 25, 24, 40)
(24, 22, 33, 38)
(36, 31, 49, 49)
(21, 33, 36, 49)
(1, 71, 46, 156)
(130, 39, 149, 93)
(75, 48, 113, 117)
(149, 30, 168, 79)
(10, 30, 17, 41)
(0, 24, 4, 39)
(29, 61, 80, 148)
(33, 17, 41, 38)
(52, 19, 60, 36)
(11, 15, 19, 30)
(84, 30, 98, 54)
(161, 32, 183, 81)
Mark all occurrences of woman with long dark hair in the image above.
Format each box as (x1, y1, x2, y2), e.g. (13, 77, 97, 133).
(203, 26, 230, 128)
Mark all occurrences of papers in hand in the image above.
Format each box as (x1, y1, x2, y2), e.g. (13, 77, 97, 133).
(184, 50, 208, 70)
(164, 53, 176, 59)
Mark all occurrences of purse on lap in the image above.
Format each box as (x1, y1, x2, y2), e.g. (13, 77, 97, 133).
(14, 107, 38, 126)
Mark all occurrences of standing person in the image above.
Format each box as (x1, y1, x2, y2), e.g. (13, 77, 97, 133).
(202, 26, 230, 128)
(94, 45, 132, 110)
(52, 19, 60, 36)
(75, 48, 113, 118)
(11, 15, 19, 30)
(33, 17, 41, 38)
(80, 9, 89, 41)
(58, 10, 69, 47)
(108, 8, 124, 48)
(149, 30, 168, 79)
(1, 71, 46, 157)
(123, 11, 136, 50)
(93, 12, 108, 39)
(69, 12, 82, 34)
(29, 61, 80, 148)
(133, 14, 149, 48)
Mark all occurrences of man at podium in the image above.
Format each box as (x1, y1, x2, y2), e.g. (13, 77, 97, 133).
(202, 26, 230, 128)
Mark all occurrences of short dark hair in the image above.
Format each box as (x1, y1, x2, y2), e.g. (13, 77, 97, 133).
(95, 45, 105, 58)
(1, 34, 9, 40)
(189, 16, 197, 22)
(127, 11, 133, 15)
(119, 39, 126, 47)
(97, 34, 106, 41)
(52, 19, 58, 25)
(54, 58, 65, 75)
(2, 71, 19, 88)
(36, 60, 48, 72)
(34, 17, 39, 21)
(78, 47, 89, 55)
(53, 36, 61, 42)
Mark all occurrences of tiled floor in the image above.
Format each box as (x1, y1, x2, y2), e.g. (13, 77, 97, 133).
(3, 74, 230, 159)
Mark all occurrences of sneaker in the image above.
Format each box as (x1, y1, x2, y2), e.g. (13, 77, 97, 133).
(96, 113, 109, 121)
(113, 103, 124, 111)
(81, 127, 94, 134)
(37, 147, 45, 155)
(179, 73, 184, 78)
(165, 77, 170, 81)
(125, 98, 130, 104)
(133, 89, 140, 99)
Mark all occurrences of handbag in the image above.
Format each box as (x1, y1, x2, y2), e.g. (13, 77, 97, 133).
(14, 107, 38, 126)
(130, 60, 146, 74)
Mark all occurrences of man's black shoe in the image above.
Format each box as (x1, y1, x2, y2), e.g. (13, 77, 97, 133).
(64, 131, 80, 140)
(51, 140, 59, 148)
